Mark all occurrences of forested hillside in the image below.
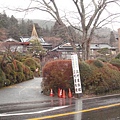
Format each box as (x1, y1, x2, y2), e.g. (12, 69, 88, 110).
(18, 19, 55, 30)
(0, 13, 118, 47)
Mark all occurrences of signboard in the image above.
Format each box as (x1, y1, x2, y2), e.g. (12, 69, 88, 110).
(71, 54, 82, 94)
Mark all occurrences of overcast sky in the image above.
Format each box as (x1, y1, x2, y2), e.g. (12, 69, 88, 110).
(0, 0, 120, 31)
(0, 0, 74, 20)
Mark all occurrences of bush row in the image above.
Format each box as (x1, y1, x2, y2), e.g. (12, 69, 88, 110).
(0, 56, 41, 88)
(42, 59, 120, 95)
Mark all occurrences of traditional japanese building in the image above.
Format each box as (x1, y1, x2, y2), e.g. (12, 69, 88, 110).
(20, 24, 52, 50)
(51, 42, 117, 59)
(0, 38, 23, 52)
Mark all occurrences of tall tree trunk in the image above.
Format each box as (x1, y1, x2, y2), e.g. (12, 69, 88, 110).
(86, 40, 90, 60)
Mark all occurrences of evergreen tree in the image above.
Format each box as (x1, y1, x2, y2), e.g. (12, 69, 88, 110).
(34, 23, 42, 37)
(0, 12, 9, 29)
(19, 19, 28, 37)
(109, 31, 116, 46)
(0, 12, 9, 40)
(8, 15, 20, 40)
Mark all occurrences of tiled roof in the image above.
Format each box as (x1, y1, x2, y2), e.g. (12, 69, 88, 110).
(90, 43, 117, 49)
(20, 37, 50, 44)
(4, 38, 18, 42)
(51, 42, 81, 52)
(51, 42, 117, 52)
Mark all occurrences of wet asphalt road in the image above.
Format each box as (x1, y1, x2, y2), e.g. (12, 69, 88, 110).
(0, 77, 120, 120)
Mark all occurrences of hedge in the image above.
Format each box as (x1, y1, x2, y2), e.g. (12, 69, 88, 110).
(0, 56, 40, 88)
(42, 60, 73, 95)
(42, 59, 120, 95)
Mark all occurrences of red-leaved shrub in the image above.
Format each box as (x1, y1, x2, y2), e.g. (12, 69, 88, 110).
(42, 60, 73, 95)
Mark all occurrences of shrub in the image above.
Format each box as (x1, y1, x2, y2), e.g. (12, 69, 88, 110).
(15, 60, 24, 72)
(79, 61, 92, 82)
(42, 59, 120, 96)
(23, 57, 40, 77)
(0, 68, 6, 88)
(92, 60, 104, 68)
(95, 86, 109, 95)
(42, 59, 103, 95)
(23, 65, 32, 80)
(3, 79, 11, 86)
(110, 59, 120, 69)
(79, 61, 93, 91)
(106, 63, 119, 71)
(0, 80, 4, 87)
(0, 54, 40, 89)
(3, 63, 14, 74)
(24, 58, 37, 71)
(6, 73, 17, 84)
(115, 53, 120, 59)
(42, 60, 73, 95)
(97, 58, 107, 62)
(42, 56, 120, 94)
(1, 59, 35, 85)
(16, 72, 25, 82)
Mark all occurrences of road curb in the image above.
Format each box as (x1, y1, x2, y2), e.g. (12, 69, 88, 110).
(82, 93, 120, 102)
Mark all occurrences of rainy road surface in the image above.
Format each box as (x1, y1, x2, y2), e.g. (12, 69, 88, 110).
(0, 77, 120, 120)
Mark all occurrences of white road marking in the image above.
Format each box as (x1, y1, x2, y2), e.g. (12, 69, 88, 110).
(19, 87, 26, 95)
(0, 106, 68, 117)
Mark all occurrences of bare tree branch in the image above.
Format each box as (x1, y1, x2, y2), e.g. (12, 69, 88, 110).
(5, 0, 120, 60)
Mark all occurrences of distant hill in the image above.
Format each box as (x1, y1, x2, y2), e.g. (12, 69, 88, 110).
(18, 18, 55, 29)
(32, 19, 55, 29)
